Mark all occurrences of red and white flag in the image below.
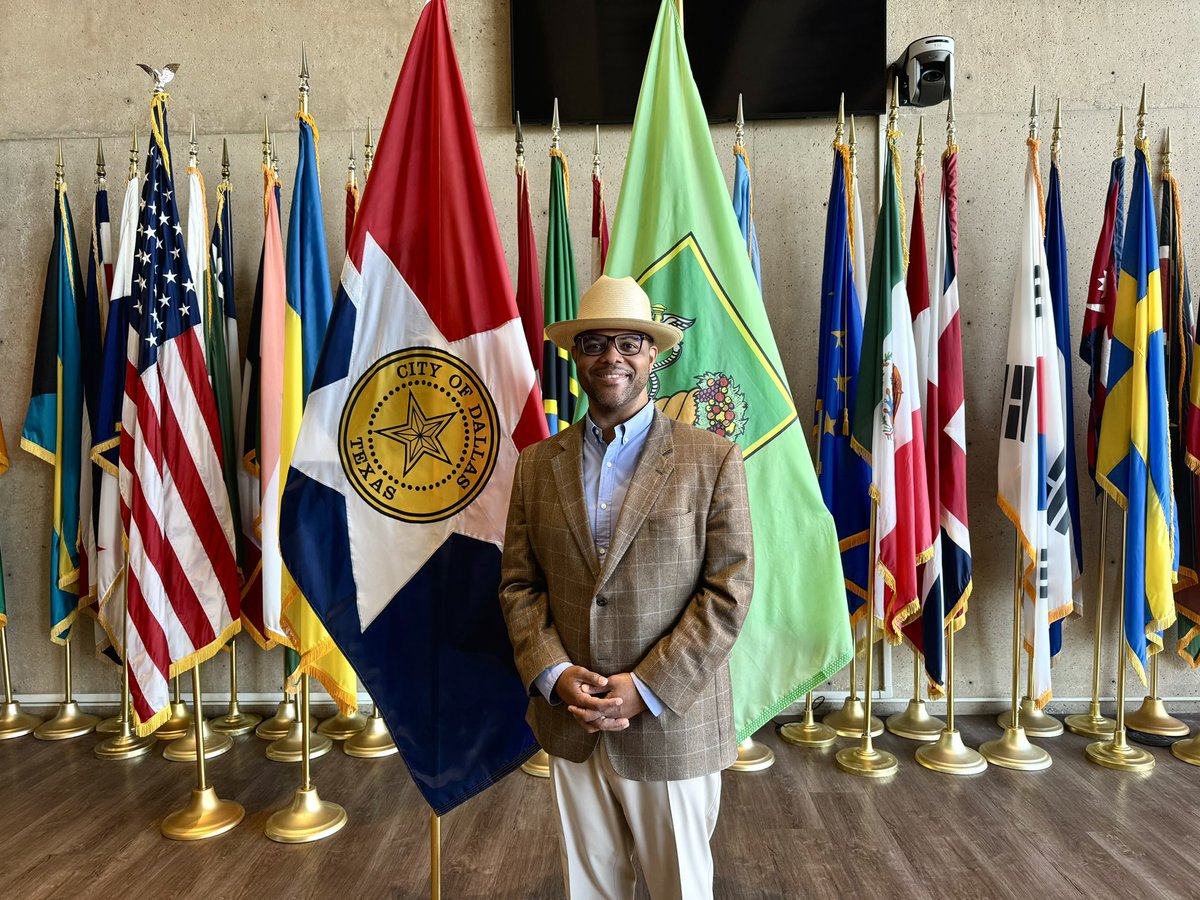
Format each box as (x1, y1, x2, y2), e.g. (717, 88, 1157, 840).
(591, 130, 610, 283)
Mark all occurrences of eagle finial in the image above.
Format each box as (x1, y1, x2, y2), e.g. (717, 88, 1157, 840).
(136, 63, 180, 93)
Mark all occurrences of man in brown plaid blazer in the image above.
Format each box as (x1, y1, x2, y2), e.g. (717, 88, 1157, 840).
(501, 276, 754, 900)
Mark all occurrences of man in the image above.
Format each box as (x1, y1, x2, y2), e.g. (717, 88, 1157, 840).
(500, 275, 754, 900)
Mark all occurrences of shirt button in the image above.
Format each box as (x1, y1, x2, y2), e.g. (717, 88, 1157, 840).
(607, 462, 613, 468)
(596, 597, 608, 607)
(598, 546, 607, 555)
(600, 502, 608, 510)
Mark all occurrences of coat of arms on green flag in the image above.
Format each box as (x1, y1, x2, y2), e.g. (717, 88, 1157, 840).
(607, 0, 852, 738)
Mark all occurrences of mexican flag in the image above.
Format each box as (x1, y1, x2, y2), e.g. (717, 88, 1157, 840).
(605, 0, 852, 738)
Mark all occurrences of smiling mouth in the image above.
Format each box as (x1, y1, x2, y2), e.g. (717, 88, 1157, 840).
(596, 371, 629, 384)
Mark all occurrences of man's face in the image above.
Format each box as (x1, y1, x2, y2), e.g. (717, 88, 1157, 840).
(572, 329, 658, 418)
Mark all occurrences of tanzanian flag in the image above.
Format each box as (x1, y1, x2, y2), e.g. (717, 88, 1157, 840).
(22, 175, 85, 642)
(1096, 138, 1178, 680)
(541, 143, 580, 432)
(606, 0, 852, 738)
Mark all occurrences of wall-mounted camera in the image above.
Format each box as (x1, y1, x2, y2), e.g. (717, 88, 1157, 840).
(893, 36, 954, 107)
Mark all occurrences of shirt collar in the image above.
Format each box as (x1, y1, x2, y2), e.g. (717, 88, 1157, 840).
(586, 399, 655, 447)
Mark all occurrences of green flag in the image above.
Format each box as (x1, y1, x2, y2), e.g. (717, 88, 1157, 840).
(605, 0, 852, 738)
(541, 146, 582, 432)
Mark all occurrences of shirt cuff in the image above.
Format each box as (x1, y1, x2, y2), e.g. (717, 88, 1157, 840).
(631, 673, 664, 717)
(535, 662, 572, 705)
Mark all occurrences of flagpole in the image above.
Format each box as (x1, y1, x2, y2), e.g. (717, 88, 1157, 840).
(0, 625, 42, 739)
(34, 633, 100, 741)
(1065, 494, 1117, 738)
(836, 500, 898, 777)
(978, 531, 1052, 770)
(256, 651, 300, 740)
(431, 811, 442, 900)
(157, 675, 193, 740)
(779, 690, 836, 749)
(94, 575, 156, 759)
(161, 661, 244, 839)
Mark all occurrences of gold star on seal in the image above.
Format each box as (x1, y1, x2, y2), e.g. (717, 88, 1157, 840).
(375, 391, 456, 477)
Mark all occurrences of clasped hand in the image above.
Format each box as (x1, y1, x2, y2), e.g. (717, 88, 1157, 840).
(554, 666, 647, 733)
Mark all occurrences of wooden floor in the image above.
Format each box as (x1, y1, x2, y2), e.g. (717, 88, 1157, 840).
(1, 710, 1198, 899)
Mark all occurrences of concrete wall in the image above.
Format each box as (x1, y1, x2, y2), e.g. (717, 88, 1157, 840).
(1, 0, 1197, 713)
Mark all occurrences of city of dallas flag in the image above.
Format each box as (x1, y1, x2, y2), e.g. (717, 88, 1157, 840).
(605, 0, 852, 738)
(278, 0, 547, 814)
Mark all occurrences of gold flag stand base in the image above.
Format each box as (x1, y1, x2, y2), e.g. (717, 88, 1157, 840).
(209, 703, 261, 737)
(1064, 709, 1116, 739)
(521, 748, 551, 777)
(95, 712, 124, 734)
(95, 728, 156, 760)
(997, 699, 1062, 737)
(1124, 697, 1190, 737)
(915, 729, 987, 775)
(157, 700, 193, 741)
(779, 692, 836, 748)
(318, 710, 368, 741)
(823, 697, 883, 738)
(1085, 735, 1154, 772)
(1170, 735, 1200, 766)
(256, 698, 298, 741)
(34, 701, 99, 741)
(164, 720, 233, 762)
(835, 743, 898, 778)
(161, 786, 244, 841)
(981, 725, 1051, 771)
(729, 736, 775, 772)
(344, 709, 398, 759)
(886, 699, 944, 742)
(267, 720, 332, 763)
(0, 701, 43, 740)
(265, 785, 348, 844)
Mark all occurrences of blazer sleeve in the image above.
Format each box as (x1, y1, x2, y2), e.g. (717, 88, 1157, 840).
(632, 440, 754, 715)
(499, 449, 571, 694)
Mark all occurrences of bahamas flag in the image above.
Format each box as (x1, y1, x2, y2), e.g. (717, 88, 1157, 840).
(732, 133, 763, 295)
(814, 138, 871, 635)
(279, 103, 358, 712)
(279, 0, 547, 812)
(541, 136, 580, 432)
(606, 0, 852, 738)
(1096, 137, 1178, 680)
(22, 169, 85, 643)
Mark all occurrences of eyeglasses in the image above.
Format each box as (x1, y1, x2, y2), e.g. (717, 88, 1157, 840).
(574, 332, 649, 356)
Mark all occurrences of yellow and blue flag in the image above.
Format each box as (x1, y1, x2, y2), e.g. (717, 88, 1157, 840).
(1095, 138, 1178, 679)
(732, 140, 763, 295)
(22, 171, 85, 643)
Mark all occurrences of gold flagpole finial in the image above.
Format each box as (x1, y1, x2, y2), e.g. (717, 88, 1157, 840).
(299, 46, 311, 116)
(262, 115, 271, 167)
(1136, 83, 1147, 145)
(888, 76, 900, 133)
(1051, 98, 1062, 165)
(550, 98, 561, 150)
(96, 138, 106, 186)
(735, 93, 745, 148)
(835, 92, 845, 145)
(593, 124, 601, 178)
(364, 117, 374, 181)
(515, 112, 525, 175)
(946, 94, 957, 151)
(1115, 106, 1126, 159)
(189, 113, 198, 166)
(55, 140, 64, 188)
(849, 114, 859, 175)
(1028, 86, 1039, 140)
(1163, 126, 1172, 176)
(270, 134, 279, 178)
(128, 128, 139, 180)
(221, 137, 230, 181)
(348, 132, 358, 188)
(915, 116, 925, 176)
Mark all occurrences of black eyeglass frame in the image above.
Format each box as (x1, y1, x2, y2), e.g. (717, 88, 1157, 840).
(573, 331, 650, 357)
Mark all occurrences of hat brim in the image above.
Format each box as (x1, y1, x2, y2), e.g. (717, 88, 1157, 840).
(544, 317, 683, 353)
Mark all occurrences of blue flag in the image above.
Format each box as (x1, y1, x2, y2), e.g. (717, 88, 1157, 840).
(814, 145, 871, 631)
(733, 145, 763, 295)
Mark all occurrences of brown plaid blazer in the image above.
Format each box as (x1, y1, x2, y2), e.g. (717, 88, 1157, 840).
(500, 408, 754, 782)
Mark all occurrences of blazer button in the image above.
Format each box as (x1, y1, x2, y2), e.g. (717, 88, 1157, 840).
(595, 596, 608, 607)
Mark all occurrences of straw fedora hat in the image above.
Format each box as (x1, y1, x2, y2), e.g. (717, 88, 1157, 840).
(544, 275, 683, 352)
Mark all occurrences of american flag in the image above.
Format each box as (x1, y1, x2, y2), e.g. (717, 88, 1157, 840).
(118, 95, 240, 735)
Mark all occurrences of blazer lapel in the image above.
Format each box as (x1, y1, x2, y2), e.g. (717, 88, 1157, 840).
(598, 410, 674, 584)
(551, 424, 600, 578)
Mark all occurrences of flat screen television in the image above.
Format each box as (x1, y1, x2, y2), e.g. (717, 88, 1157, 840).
(510, 0, 887, 125)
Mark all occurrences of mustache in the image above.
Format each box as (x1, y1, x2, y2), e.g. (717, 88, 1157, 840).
(591, 365, 632, 376)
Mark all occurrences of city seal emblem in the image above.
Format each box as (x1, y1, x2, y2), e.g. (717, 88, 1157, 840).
(339, 347, 499, 523)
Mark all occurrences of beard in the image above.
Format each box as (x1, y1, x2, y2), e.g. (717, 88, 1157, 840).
(579, 361, 649, 414)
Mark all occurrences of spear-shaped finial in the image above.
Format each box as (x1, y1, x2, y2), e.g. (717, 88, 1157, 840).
(849, 114, 858, 175)
(270, 133, 279, 177)
(1051, 97, 1062, 165)
(735, 93, 745, 147)
(915, 116, 925, 176)
(515, 112, 525, 175)
(835, 92, 845, 145)
(888, 75, 900, 133)
(128, 128, 139, 180)
(55, 140, 64, 188)
(221, 137, 230, 181)
(1028, 86, 1039, 140)
(262, 115, 271, 167)
(1163, 126, 1172, 176)
(550, 98, 561, 150)
(189, 113, 198, 165)
(347, 132, 358, 188)
(299, 46, 311, 116)
(96, 138, 107, 186)
(593, 124, 601, 178)
(364, 116, 375, 181)
(946, 94, 957, 150)
(1136, 83, 1147, 144)
(1115, 106, 1126, 159)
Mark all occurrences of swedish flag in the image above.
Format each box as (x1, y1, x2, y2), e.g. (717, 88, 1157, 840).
(1095, 137, 1178, 679)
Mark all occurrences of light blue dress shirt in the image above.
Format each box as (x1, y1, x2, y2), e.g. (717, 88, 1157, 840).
(535, 401, 664, 716)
